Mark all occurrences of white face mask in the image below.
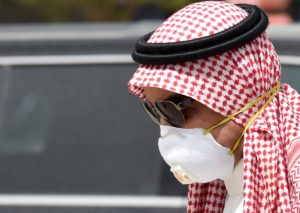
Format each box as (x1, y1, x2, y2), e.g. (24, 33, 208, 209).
(158, 125, 234, 184)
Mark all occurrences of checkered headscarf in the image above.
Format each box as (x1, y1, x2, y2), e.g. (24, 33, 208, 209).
(128, 1, 300, 212)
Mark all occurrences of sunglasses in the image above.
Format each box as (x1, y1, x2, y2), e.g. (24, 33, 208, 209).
(140, 95, 195, 127)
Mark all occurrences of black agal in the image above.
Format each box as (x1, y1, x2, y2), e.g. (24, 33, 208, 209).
(132, 4, 269, 65)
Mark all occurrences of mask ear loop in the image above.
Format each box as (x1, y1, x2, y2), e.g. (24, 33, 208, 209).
(202, 82, 281, 155)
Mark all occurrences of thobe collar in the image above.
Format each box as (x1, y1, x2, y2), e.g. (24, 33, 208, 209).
(224, 159, 243, 196)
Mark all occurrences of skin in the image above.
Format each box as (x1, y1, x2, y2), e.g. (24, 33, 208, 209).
(143, 86, 244, 167)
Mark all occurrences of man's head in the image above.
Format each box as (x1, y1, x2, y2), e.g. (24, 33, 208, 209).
(128, 1, 280, 162)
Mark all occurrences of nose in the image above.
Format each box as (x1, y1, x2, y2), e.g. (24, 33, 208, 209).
(159, 120, 175, 137)
(160, 118, 171, 126)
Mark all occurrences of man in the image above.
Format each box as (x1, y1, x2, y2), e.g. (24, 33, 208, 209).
(128, 1, 300, 212)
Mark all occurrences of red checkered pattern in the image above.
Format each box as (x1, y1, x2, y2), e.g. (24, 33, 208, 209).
(128, 1, 300, 212)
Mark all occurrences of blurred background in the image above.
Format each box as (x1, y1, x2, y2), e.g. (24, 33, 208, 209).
(0, 0, 299, 213)
(1, 0, 300, 24)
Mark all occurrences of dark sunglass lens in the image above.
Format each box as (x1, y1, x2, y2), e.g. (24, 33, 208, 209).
(140, 101, 161, 125)
(156, 101, 185, 127)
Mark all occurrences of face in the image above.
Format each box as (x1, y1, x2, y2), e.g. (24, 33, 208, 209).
(143, 86, 244, 166)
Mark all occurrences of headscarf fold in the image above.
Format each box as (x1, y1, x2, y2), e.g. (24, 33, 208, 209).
(127, 1, 300, 212)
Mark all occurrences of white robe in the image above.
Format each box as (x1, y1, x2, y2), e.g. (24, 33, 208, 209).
(223, 159, 243, 213)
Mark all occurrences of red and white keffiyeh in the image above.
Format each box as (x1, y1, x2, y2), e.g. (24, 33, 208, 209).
(128, 1, 300, 212)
